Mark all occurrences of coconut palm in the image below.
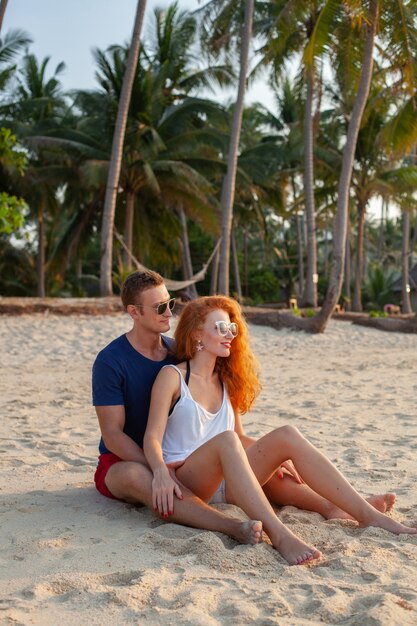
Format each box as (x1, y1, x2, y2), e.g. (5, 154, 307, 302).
(199, 0, 255, 295)
(0, 0, 8, 33)
(100, 0, 147, 296)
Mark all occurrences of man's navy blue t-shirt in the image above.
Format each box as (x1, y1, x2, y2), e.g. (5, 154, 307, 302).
(92, 334, 176, 453)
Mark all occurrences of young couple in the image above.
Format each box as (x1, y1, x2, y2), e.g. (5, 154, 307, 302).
(92, 270, 416, 566)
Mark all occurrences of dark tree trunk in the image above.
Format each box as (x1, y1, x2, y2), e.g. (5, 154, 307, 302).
(123, 191, 135, 271)
(344, 220, 351, 311)
(353, 200, 367, 312)
(243, 229, 249, 298)
(302, 70, 318, 307)
(401, 210, 412, 314)
(210, 246, 219, 295)
(231, 230, 242, 300)
(296, 213, 304, 299)
(37, 209, 45, 298)
(178, 206, 198, 299)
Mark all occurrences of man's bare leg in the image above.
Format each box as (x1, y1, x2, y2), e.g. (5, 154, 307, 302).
(104, 460, 262, 545)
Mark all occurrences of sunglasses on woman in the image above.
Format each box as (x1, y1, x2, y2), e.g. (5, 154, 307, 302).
(215, 321, 238, 337)
(135, 297, 176, 315)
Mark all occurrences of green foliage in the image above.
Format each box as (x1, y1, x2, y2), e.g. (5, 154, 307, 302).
(369, 310, 389, 318)
(0, 192, 26, 233)
(247, 267, 279, 303)
(362, 266, 398, 311)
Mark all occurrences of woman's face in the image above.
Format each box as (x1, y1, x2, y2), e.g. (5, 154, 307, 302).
(198, 308, 237, 358)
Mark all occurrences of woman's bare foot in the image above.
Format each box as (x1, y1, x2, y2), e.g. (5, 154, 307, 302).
(325, 493, 396, 520)
(359, 511, 417, 535)
(234, 520, 263, 545)
(271, 527, 321, 565)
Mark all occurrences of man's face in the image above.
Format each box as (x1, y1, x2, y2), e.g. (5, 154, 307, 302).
(134, 284, 173, 334)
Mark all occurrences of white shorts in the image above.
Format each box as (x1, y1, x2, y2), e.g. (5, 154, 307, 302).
(209, 480, 227, 504)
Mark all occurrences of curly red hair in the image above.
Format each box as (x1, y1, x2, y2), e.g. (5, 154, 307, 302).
(174, 296, 262, 415)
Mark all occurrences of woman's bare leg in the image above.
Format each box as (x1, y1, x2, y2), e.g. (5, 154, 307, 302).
(176, 431, 321, 565)
(239, 435, 396, 518)
(241, 426, 416, 534)
(261, 474, 396, 520)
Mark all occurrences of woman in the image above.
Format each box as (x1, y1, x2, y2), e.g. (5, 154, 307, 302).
(143, 296, 416, 565)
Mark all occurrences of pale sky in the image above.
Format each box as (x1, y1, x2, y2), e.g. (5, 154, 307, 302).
(3, 0, 275, 108)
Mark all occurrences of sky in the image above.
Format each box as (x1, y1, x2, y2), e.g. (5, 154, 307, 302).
(3, 0, 275, 108)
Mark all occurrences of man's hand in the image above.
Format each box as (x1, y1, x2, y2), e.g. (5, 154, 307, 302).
(152, 465, 183, 517)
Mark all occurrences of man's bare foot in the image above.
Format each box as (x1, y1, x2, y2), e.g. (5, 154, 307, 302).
(234, 520, 263, 545)
(359, 511, 417, 535)
(326, 493, 396, 520)
(271, 527, 321, 565)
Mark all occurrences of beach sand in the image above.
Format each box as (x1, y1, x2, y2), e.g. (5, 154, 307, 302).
(1, 313, 416, 625)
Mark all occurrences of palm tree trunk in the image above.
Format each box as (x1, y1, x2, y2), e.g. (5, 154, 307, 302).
(310, 0, 379, 331)
(217, 0, 254, 295)
(0, 0, 8, 33)
(243, 229, 249, 298)
(37, 209, 45, 298)
(99, 0, 147, 296)
(401, 210, 412, 314)
(124, 190, 135, 271)
(231, 230, 242, 300)
(302, 69, 318, 307)
(178, 205, 198, 299)
(352, 200, 367, 312)
(296, 213, 304, 299)
(377, 198, 386, 262)
(210, 246, 219, 295)
(344, 219, 351, 311)
(411, 209, 417, 271)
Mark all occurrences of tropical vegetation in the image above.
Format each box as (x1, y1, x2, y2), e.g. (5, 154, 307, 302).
(0, 1, 416, 328)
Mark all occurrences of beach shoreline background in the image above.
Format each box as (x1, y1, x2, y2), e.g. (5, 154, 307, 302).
(1, 312, 416, 625)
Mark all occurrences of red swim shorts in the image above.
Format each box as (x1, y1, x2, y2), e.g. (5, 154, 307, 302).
(94, 453, 123, 500)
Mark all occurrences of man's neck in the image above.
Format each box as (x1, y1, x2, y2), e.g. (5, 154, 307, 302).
(126, 325, 166, 359)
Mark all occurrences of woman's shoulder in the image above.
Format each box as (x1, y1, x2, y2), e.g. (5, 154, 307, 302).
(158, 362, 187, 382)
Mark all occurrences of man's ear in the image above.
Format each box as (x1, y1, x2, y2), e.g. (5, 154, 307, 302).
(126, 304, 141, 320)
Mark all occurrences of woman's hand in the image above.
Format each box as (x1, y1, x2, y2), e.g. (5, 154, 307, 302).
(277, 459, 304, 484)
(152, 465, 183, 517)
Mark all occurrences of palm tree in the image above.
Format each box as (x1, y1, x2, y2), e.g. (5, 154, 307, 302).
(3, 53, 68, 296)
(0, 0, 8, 34)
(100, 0, 147, 296)
(198, 0, 255, 295)
(214, 0, 255, 295)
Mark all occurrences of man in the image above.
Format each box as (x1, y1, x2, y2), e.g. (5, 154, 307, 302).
(92, 270, 262, 544)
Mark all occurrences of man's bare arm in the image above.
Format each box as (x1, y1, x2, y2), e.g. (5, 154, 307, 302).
(95, 405, 147, 464)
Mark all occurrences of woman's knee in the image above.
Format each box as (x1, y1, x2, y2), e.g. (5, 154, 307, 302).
(214, 430, 243, 452)
(274, 424, 302, 448)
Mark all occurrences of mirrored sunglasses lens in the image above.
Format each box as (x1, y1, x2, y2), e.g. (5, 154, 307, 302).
(217, 322, 228, 335)
(230, 323, 238, 336)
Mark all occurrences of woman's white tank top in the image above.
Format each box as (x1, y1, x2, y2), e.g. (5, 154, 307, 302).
(161, 364, 235, 464)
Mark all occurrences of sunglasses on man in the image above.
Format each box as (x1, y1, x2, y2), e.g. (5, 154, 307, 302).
(135, 297, 176, 315)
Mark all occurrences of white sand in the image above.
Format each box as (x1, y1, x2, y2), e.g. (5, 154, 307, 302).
(1, 313, 416, 625)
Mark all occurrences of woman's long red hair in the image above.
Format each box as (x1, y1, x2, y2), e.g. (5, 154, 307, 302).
(174, 296, 261, 414)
